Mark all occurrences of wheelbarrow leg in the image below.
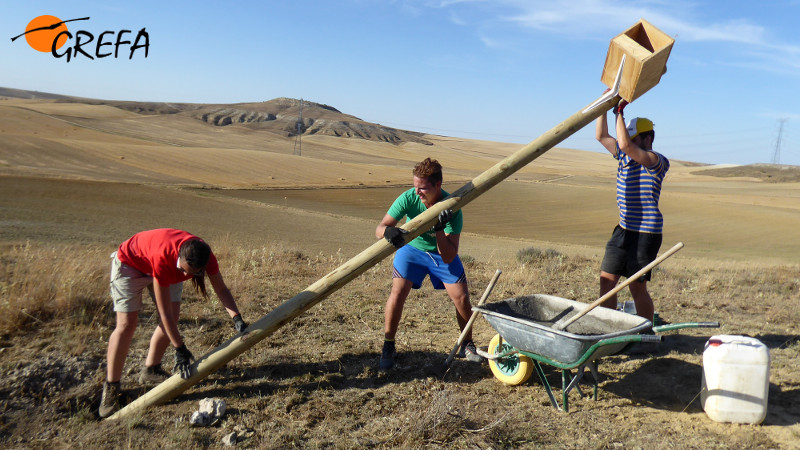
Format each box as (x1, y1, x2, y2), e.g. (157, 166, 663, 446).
(532, 360, 561, 410)
(564, 367, 586, 399)
(589, 361, 600, 401)
(562, 361, 603, 410)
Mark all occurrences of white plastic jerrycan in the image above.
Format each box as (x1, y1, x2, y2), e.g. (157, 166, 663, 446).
(700, 335, 770, 424)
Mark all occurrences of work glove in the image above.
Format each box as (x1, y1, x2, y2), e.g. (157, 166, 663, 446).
(233, 314, 247, 333)
(612, 99, 628, 117)
(383, 226, 408, 248)
(174, 344, 194, 380)
(433, 209, 454, 232)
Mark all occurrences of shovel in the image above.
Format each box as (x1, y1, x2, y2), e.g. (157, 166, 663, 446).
(443, 269, 502, 368)
(553, 242, 684, 331)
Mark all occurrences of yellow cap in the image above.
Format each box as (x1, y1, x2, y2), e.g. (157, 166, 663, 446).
(626, 117, 654, 138)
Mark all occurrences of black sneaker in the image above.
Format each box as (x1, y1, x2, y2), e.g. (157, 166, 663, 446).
(98, 381, 121, 418)
(379, 341, 396, 371)
(138, 364, 170, 385)
(460, 340, 483, 363)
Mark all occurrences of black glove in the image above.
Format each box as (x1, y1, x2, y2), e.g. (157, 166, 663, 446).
(433, 209, 454, 232)
(383, 226, 407, 248)
(174, 344, 194, 379)
(612, 99, 628, 117)
(233, 314, 247, 333)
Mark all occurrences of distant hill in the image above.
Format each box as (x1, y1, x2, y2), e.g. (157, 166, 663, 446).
(0, 87, 431, 146)
(695, 163, 800, 183)
(0, 87, 77, 101)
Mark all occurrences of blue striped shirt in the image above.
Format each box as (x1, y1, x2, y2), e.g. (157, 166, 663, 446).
(614, 148, 669, 233)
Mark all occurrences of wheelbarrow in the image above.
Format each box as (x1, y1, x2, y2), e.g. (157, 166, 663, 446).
(473, 294, 719, 411)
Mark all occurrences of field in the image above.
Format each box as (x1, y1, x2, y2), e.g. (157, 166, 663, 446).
(1, 93, 799, 448)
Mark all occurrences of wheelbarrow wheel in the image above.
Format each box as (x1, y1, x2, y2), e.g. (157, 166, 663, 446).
(488, 333, 533, 386)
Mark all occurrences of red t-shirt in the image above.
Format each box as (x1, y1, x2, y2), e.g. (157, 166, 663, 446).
(117, 229, 220, 286)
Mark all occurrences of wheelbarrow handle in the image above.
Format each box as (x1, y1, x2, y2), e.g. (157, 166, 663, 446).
(653, 321, 720, 333)
(596, 334, 662, 346)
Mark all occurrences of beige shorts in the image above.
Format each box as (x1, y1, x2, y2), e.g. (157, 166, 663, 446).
(109, 251, 183, 313)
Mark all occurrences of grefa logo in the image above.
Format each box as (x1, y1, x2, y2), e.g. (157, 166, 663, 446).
(11, 15, 149, 62)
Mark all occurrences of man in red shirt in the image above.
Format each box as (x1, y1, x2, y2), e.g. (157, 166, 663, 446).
(100, 229, 247, 418)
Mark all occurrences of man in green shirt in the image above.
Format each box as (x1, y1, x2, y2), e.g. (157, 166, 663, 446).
(376, 158, 481, 371)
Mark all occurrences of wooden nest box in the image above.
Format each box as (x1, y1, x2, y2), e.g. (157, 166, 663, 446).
(602, 19, 674, 102)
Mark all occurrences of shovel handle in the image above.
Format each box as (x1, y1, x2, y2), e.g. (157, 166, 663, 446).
(444, 269, 502, 367)
(555, 242, 684, 330)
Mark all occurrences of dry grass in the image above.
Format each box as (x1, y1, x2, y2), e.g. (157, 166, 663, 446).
(0, 243, 108, 339)
(2, 239, 799, 448)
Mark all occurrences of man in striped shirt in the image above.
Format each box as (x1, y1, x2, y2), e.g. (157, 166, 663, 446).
(595, 100, 669, 323)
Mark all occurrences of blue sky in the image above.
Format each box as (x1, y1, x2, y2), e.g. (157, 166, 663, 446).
(3, 1, 799, 166)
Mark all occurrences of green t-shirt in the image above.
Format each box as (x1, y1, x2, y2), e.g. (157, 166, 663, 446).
(387, 188, 463, 252)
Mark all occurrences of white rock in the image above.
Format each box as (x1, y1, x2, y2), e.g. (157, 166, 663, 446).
(189, 411, 211, 427)
(199, 397, 227, 419)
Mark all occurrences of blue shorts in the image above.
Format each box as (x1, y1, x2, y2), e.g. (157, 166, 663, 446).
(392, 245, 467, 289)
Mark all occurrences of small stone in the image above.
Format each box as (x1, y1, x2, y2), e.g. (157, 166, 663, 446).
(222, 431, 238, 446)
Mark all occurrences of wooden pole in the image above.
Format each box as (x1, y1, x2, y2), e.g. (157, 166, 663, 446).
(108, 93, 621, 420)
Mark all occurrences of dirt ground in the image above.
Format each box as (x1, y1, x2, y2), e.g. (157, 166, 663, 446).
(1, 96, 799, 448)
(1, 176, 798, 449)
